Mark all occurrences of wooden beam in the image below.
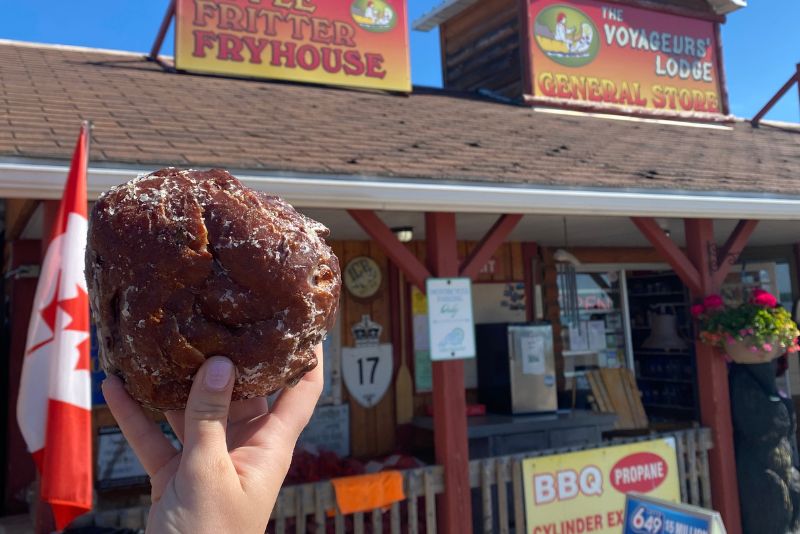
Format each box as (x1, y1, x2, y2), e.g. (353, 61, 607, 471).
(347, 210, 432, 292)
(630, 217, 702, 294)
(522, 242, 538, 322)
(426, 212, 472, 534)
(4, 199, 40, 242)
(711, 220, 759, 289)
(149, 0, 176, 60)
(751, 68, 798, 126)
(684, 219, 742, 534)
(459, 214, 523, 279)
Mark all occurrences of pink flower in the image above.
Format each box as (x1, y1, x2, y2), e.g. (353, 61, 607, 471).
(749, 346, 759, 353)
(763, 344, 773, 352)
(752, 289, 778, 308)
(690, 304, 705, 317)
(703, 295, 724, 310)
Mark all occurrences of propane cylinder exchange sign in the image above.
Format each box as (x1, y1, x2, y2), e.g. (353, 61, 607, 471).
(175, 0, 411, 92)
(528, 0, 723, 115)
(522, 438, 681, 534)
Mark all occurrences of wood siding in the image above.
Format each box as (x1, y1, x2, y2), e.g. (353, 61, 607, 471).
(441, 0, 524, 98)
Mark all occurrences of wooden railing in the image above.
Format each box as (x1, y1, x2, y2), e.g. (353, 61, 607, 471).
(85, 427, 713, 533)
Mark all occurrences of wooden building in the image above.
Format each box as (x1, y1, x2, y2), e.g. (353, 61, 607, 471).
(2, 0, 800, 532)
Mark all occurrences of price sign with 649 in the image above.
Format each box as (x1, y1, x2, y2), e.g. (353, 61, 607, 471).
(623, 493, 720, 534)
(629, 506, 664, 534)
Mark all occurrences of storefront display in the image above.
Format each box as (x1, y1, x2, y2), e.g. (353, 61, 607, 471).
(628, 271, 698, 422)
(558, 268, 631, 399)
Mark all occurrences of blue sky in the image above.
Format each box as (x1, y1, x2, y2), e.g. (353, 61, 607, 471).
(1, 1, 797, 121)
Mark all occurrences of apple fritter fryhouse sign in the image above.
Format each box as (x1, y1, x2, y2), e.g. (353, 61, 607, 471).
(175, 0, 411, 92)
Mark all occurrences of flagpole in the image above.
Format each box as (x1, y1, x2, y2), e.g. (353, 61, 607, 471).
(82, 120, 91, 181)
(30, 120, 92, 533)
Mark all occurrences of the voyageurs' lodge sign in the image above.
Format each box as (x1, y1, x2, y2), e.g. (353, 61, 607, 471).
(527, 0, 723, 115)
(175, 0, 411, 92)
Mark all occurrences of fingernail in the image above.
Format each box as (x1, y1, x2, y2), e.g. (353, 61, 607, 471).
(204, 358, 233, 391)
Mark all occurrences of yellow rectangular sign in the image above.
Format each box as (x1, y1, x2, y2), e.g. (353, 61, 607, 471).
(175, 0, 411, 92)
(522, 438, 681, 534)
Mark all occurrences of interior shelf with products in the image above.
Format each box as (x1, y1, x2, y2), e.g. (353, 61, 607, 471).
(626, 270, 699, 423)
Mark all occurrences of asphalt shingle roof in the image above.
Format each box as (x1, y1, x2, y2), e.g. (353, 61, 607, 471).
(1, 41, 799, 196)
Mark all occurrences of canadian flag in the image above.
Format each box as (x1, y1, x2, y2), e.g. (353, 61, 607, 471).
(17, 122, 92, 529)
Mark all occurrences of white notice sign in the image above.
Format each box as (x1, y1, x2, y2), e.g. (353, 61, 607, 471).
(426, 278, 476, 361)
(521, 334, 546, 375)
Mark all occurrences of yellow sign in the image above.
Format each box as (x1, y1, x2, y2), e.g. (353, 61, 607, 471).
(175, 0, 411, 92)
(522, 438, 680, 534)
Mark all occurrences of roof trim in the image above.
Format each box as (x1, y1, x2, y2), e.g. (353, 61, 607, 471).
(0, 38, 174, 59)
(706, 0, 747, 14)
(413, 0, 480, 31)
(2, 160, 800, 221)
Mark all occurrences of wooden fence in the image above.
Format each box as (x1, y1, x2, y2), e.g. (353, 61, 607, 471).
(85, 427, 712, 533)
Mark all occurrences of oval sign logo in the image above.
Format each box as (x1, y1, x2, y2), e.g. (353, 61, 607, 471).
(351, 0, 397, 33)
(534, 5, 599, 67)
(610, 452, 668, 493)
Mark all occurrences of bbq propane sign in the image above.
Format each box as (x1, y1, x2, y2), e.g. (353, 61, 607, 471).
(527, 0, 723, 115)
(175, 0, 411, 92)
(522, 438, 681, 534)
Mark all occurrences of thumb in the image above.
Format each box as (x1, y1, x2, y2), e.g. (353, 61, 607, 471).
(182, 356, 235, 461)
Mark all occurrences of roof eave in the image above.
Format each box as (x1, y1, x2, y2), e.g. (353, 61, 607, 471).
(706, 0, 747, 14)
(413, 0, 480, 31)
(2, 159, 800, 221)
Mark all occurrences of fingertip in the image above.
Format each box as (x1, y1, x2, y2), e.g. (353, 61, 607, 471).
(200, 356, 235, 392)
(101, 373, 121, 388)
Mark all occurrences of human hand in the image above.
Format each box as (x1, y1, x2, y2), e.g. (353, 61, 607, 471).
(102, 346, 323, 534)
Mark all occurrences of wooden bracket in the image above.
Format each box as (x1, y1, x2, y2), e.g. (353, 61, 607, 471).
(346, 210, 431, 291)
(710, 220, 759, 289)
(630, 217, 702, 294)
(459, 214, 523, 279)
(149, 0, 176, 61)
(631, 217, 758, 296)
(751, 64, 800, 127)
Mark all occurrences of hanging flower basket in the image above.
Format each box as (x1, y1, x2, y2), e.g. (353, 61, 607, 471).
(692, 289, 800, 364)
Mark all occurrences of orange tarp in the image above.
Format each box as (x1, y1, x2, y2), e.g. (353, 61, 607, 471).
(331, 471, 405, 515)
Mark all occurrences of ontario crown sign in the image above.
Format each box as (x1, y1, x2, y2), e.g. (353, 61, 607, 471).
(175, 0, 411, 92)
(527, 0, 724, 116)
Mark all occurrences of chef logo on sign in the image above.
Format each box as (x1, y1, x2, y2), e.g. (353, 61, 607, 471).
(534, 5, 599, 67)
(342, 315, 393, 408)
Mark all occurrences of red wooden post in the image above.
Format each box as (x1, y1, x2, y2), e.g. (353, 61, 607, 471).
(426, 212, 472, 534)
(4, 240, 40, 516)
(684, 219, 742, 534)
